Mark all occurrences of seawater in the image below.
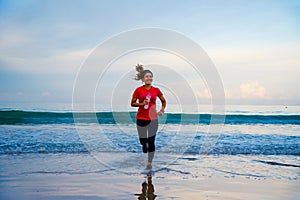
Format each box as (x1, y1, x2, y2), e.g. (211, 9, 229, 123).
(0, 105, 299, 180)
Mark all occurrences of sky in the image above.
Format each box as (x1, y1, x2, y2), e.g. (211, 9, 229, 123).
(0, 0, 300, 109)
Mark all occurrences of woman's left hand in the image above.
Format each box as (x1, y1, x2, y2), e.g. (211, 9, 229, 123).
(157, 111, 163, 116)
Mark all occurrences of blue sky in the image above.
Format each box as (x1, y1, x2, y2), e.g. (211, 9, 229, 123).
(0, 0, 300, 107)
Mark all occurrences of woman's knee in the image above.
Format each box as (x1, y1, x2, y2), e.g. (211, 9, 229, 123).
(139, 138, 148, 145)
(148, 144, 155, 152)
(148, 136, 156, 152)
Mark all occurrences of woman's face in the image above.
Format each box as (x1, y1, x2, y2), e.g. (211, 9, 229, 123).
(142, 73, 153, 84)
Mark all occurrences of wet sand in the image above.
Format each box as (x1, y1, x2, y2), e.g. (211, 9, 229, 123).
(1, 172, 299, 200)
(1, 153, 299, 200)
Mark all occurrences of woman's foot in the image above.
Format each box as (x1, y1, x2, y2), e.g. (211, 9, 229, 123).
(146, 162, 152, 170)
(142, 165, 152, 175)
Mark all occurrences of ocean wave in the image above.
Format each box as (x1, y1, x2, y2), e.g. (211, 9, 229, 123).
(1, 110, 300, 125)
(1, 134, 299, 155)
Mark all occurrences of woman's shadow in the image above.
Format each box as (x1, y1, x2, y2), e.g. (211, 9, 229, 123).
(134, 176, 157, 200)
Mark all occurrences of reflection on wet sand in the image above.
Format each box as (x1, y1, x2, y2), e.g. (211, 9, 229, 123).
(134, 176, 157, 200)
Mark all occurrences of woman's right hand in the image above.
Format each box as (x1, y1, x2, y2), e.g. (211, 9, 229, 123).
(142, 99, 149, 106)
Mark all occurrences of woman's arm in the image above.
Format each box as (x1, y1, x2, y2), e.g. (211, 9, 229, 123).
(131, 97, 148, 107)
(157, 95, 166, 116)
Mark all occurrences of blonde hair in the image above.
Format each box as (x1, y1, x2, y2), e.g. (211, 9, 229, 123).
(134, 64, 153, 81)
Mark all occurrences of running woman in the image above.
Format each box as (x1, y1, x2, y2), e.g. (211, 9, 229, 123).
(131, 64, 167, 171)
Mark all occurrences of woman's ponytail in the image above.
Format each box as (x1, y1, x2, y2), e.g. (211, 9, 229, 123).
(134, 64, 153, 81)
(134, 64, 144, 81)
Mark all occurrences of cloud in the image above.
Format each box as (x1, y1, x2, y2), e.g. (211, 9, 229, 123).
(0, 29, 29, 49)
(240, 81, 266, 99)
(208, 43, 300, 71)
(16, 92, 24, 96)
(0, 48, 92, 74)
(41, 92, 51, 97)
(195, 88, 211, 99)
(224, 89, 235, 99)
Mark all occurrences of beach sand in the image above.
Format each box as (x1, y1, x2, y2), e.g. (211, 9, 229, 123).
(1, 171, 299, 200)
(0, 153, 299, 200)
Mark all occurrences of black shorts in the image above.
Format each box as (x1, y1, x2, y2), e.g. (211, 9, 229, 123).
(136, 119, 158, 138)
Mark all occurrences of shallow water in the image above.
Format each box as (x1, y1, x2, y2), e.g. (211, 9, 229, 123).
(0, 153, 299, 181)
(0, 106, 299, 182)
(0, 123, 299, 155)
